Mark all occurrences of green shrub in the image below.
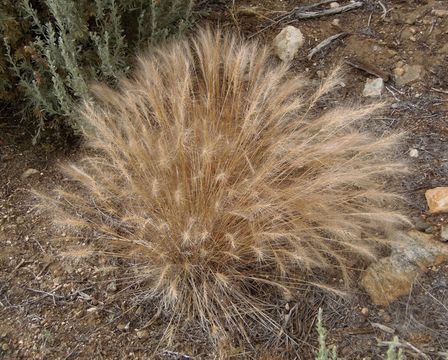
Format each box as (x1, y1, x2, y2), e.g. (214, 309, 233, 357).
(316, 309, 405, 360)
(316, 309, 337, 360)
(0, 0, 194, 140)
(0, 0, 25, 101)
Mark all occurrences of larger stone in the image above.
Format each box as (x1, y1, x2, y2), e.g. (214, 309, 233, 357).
(394, 64, 423, 86)
(425, 187, 448, 213)
(361, 231, 448, 306)
(273, 26, 304, 62)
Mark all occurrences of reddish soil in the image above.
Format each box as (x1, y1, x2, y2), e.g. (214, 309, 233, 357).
(1, 0, 447, 359)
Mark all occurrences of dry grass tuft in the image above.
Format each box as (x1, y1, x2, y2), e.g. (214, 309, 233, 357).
(39, 28, 407, 346)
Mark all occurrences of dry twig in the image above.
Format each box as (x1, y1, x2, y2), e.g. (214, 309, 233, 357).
(377, 0, 389, 19)
(345, 59, 390, 81)
(295, 1, 364, 19)
(431, 87, 448, 95)
(370, 322, 395, 334)
(308, 32, 347, 60)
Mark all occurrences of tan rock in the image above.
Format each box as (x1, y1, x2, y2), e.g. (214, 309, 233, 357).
(361, 231, 448, 305)
(425, 187, 448, 213)
(394, 64, 423, 86)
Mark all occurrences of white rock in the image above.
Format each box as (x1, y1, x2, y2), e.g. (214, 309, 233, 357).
(362, 78, 384, 97)
(106, 281, 117, 293)
(409, 148, 419, 158)
(330, 2, 340, 8)
(273, 26, 304, 62)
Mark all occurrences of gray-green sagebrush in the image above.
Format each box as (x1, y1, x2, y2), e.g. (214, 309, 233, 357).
(0, 0, 194, 140)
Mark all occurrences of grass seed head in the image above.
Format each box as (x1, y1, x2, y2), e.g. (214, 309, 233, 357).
(40, 28, 407, 345)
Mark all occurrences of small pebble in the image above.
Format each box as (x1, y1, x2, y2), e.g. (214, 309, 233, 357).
(136, 329, 149, 339)
(425, 226, 435, 234)
(394, 67, 405, 77)
(361, 307, 369, 317)
(106, 281, 117, 293)
(441, 225, 448, 242)
(1, 343, 8, 351)
(413, 217, 431, 232)
(15, 216, 25, 225)
(330, 2, 340, 8)
(409, 148, 419, 158)
(379, 309, 391, 322)
(117, 323, 129, 331)
(332, 18, 341, 26)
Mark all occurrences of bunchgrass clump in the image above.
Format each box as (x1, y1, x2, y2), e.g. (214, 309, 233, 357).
(39, 29, 407, 346)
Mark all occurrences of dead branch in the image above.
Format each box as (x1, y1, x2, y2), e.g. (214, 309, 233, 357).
(377, 0, 389, 19)
(308, 32, 347, 59)
(370, 322, 395, 334)
(295, 1, 364, 19)
(345, 59, 390, 81)
(249, 1, 362, 39)
(431, 87, 448, 95)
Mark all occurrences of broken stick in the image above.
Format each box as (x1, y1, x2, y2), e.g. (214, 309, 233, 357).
(345, 59, 390, 81)
(308, 32, 347, 60)
(295, 1, 364, 19)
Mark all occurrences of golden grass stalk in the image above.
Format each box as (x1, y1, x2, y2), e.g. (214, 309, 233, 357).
(39, 28, 407, 345)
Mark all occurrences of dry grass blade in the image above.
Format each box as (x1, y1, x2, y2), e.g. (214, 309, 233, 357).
(37, 28, 407, 347)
